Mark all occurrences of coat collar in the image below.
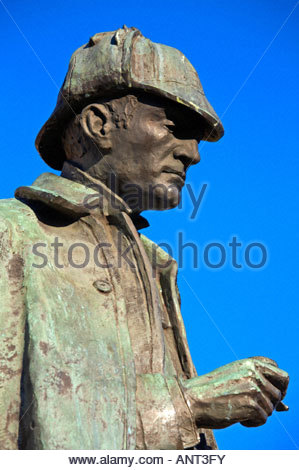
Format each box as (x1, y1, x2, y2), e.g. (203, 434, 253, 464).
(15, 168, 149, 230)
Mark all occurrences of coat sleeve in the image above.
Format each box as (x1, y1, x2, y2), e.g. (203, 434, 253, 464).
(136, 373, 204, 449)
(0, 215, 26, 449)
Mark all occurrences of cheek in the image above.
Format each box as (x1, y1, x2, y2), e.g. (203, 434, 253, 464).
(110, 124, 173, 181)
(139, 128, 174, 170)
(111, 155, 149, 185)
(132, 118, 168, 145)
(130, 137, 172, 177)
(143, 122, 169, 142)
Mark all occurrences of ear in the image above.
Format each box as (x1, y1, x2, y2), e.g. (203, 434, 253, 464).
(79, 103, 113, 152)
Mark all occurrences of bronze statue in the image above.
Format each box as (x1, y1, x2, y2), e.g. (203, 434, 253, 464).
(0, 26, 289, 450)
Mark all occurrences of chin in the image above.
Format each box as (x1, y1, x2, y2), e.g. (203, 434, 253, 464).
(141, 183, 182, 211)
(151, 193, 181, 211)
(164, 185, 181, 209)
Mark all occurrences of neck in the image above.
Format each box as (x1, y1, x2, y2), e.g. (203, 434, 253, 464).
(61, 161, 149, 229)
(61, 161, 106, 192)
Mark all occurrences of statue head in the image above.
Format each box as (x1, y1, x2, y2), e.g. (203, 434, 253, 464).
(36, 26, 224, 212)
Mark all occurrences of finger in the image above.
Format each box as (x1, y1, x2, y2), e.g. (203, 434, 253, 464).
(258, 375, 282, 406)
(257, 390, 275, 417)
(241, 419, 265, 428)
(250, 356, 278, 367)
(251, 369, 282, 407)
(262, 369, 289, 398)
(276, 401, 289, 412)
(241, 403, 268, 428)
(254, 360, 289, 396)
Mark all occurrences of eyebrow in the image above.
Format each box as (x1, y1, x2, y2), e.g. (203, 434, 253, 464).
(149, 109, 168, 120)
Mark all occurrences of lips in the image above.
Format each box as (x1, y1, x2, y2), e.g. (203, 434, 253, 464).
(163, 168, 186, 181)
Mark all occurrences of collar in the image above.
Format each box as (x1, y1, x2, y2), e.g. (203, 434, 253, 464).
(15, 169, 149, 230)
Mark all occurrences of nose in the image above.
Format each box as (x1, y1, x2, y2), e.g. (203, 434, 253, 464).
(173, 140, 200, 168)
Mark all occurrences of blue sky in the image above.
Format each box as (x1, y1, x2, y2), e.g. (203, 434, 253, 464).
(0, 0, 298, 450)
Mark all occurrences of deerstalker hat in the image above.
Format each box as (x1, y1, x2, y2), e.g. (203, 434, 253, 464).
(36, 26, 224, 170)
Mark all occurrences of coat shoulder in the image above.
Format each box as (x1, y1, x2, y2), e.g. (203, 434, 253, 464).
(0, 197, 43, 260)
(140, 233, 176, 265)
(0, 197, 34, 225)
(0, 197, 41, 245)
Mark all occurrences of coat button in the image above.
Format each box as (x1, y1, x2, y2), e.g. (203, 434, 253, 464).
(93, 279, 112, 293)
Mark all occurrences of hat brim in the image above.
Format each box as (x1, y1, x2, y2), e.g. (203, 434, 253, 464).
(35, 87, 224, 171)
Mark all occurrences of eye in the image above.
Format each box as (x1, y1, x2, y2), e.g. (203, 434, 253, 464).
(164, 120, 176, 134)
(165, 125, 175, 134)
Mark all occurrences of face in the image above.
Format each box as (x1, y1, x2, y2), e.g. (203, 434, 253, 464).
(93, 95, 203, 212)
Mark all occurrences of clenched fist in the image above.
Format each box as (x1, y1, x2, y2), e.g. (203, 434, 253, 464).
(181, 356, 289, 429)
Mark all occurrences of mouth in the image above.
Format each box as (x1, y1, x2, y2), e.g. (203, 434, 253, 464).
(162, 169, 186, 183)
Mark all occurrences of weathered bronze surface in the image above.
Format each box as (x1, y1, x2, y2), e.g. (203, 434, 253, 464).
(0, 26, 289, 450)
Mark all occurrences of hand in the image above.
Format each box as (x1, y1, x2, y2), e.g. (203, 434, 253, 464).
(181, 356, 289, 429)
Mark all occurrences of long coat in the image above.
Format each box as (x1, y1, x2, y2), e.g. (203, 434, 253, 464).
(0, 172, 217, 450)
